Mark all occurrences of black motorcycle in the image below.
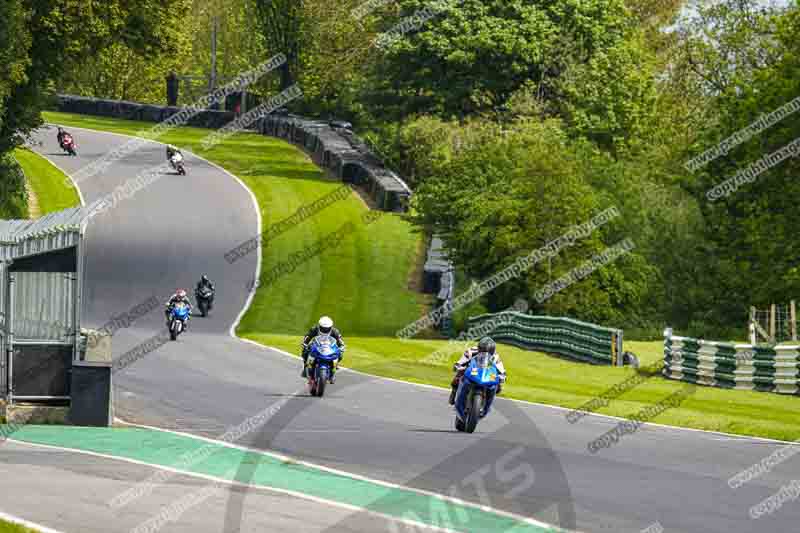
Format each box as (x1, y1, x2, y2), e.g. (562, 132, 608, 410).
(195, 287, 214, 317)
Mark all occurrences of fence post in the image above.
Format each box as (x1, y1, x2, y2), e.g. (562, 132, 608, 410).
(791, 300, 797, 342)
(770, 303, 777, 343)
(616, 330, 624, 366)
(166, 72, 179, 107)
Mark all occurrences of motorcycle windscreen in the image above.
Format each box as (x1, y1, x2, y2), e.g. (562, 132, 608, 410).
(469, 353, 499, 385)
(312, 334, 337, 356)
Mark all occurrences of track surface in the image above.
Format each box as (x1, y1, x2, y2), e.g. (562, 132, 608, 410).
(11, 125, 800, 533)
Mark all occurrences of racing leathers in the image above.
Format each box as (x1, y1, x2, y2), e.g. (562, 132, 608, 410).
(448, 347, 507, 405)
(195, 278, 215, 308)
(164, 294, 193, 329)
(301, 326, 345, 379)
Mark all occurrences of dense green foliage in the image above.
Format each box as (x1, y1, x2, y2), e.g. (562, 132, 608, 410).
(0, 0, 189, 218)
(4, 0, 798, 339)
(0, 154, 27, 219)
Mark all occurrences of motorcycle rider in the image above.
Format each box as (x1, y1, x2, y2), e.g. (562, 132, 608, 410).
(448, 336, 507, 405)
(195, 274, 215, 309)
(164, 289, 193, 330)
(57, 127, 73, 148)
(301, 316, 345, 381)
(166, 145, 183, 169)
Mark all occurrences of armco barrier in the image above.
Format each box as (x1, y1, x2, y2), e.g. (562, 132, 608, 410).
(663, 334, 800, 395)
(54, 94, 412, 212)
(466, 312, 624, 365)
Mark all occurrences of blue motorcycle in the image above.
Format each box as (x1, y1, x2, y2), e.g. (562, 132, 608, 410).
(454, 352, 502, 433)
(306, 334, 341, 397)
(168, 302, 190, 341)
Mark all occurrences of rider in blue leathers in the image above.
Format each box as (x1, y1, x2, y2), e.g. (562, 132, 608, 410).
(301, 316, 345, 381)
(449, 336, 507, 405)
(165, 289, 193, 330)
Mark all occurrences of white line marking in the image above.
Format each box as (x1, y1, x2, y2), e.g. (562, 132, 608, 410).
(0, 509, 66, 533)
(9, 438, 486, 533)
(113, 417, 573, 532)
(258, 344, 798, 445)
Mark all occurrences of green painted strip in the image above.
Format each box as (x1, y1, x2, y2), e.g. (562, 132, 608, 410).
(6, 425, 562, 533)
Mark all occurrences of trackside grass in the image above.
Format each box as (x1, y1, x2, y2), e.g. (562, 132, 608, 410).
(0, 519, 40, 533)
(44, 111, 800, 443)
(13, 147, 81, 215)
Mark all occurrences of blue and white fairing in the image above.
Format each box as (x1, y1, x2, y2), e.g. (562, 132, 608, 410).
(455, 352, 501, 420)
(172, 302, 190, 321)
(309, 334, 341, 363)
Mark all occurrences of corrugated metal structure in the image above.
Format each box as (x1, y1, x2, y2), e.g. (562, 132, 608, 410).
(0, 207, 89, 403)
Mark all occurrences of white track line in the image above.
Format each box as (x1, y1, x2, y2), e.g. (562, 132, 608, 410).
(255, 344, 797, 445)
(8, 438, 461, 533)
(112, 418, 574, 532)
(0, 509, 65, 533)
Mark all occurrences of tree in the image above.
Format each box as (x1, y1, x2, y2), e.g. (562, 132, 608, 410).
(1, 0, 189, 153)
(252, 0, 304, 89)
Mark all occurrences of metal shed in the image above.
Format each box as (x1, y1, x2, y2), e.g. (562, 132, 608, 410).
(0, 207, 89, 404)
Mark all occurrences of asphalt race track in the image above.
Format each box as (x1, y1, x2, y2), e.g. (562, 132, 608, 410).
(6, 125, 799, 533)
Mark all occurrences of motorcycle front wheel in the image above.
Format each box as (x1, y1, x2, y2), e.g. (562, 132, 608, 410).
(465, 389, 482, 433)
(316, 366, 328, 397)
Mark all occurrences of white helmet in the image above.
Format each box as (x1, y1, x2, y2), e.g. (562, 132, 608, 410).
(318, 316, 333, 333)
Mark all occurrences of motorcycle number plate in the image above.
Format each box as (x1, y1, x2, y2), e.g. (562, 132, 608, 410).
(471, 368, 478, 375)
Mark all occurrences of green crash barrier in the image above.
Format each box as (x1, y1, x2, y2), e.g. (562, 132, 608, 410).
(466, 312, 624, 366)
(663, 334, 800, 395)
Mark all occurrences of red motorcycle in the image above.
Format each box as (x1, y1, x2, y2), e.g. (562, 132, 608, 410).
(59, 133, 77, 156)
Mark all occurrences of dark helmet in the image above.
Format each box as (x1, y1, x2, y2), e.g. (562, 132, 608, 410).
(201, 275, 209, 284)
(478, 337, 496, 355)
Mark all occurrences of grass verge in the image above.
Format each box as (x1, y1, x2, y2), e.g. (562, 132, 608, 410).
(44, 111, 800, 443)
(13, 147, 80, 215)
(0, 519, 40, 533)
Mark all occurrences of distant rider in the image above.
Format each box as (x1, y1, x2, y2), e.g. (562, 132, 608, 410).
(301, 316, 345, 381)
(57, 127, 72, 147)
(166, 145, 183, 168)
(195, 275, 215, 309)
(165, 289, 193, 330)
(449, 336, 507, 405)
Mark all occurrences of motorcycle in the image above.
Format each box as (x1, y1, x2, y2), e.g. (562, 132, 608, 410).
(169, 152, 186, 175)
(168, 302, 190, 340)
(195, 287, 214, 317)
(60, 134, 77, 156)
(454, 352, 502, 433)
(305, 334, 342, 397)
